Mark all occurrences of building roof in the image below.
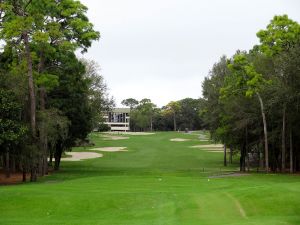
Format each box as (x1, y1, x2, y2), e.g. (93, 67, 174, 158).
(112, 108, 130, 113)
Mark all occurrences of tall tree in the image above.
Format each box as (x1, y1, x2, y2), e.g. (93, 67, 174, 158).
(221, 54, 271, 172)
(82, 59, 114, 130)
(121, 98, 139, 110)
(165, 101, 181, 131)
(257, 14, 300, 172)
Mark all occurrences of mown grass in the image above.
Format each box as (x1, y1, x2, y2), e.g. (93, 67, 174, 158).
(0, 131, 300, 225)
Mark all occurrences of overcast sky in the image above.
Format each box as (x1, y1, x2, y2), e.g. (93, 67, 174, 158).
(79, 0, 300, 107)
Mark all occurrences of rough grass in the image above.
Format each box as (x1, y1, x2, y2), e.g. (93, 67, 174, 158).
(0, 131, 300, 225)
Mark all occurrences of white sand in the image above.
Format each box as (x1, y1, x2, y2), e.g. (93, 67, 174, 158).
(90, 147, 127, 152)
(61, 152, 103, 161)
(190, 144, 223, 148)
(103, 132, 155, 136)
(170, 138, 191, 142)
(101, 135, 129, 140)
(205, 150, 224, 153)
(190, 144, 226, 153)
(202, 148, 225, 151)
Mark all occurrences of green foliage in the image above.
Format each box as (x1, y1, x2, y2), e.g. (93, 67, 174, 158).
(37, 108, 70, 150)
(97, 123, 110, 132)
(165, 101, 181, 115)
(221, 54, 268, 98)
(202, 15, 300, 172)
(130, 99, 157, 131)
(0, 89, 27, 147)
(0, 0, 102, 173)
(82, 59, 114, 129)
(35, 73, 59, 90)
(257, 15, 300, 56)
(121, 98, 139, 109)
(48, 52, 93, 146)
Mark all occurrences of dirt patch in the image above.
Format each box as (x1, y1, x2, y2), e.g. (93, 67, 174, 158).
(0, 171, 28, 185)
(61, 152, 103, 161)
(170, 138, 191, 142)
(90, 147, 127, 152)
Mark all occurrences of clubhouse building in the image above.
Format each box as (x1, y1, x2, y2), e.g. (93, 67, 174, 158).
(103, 108, 130, 132)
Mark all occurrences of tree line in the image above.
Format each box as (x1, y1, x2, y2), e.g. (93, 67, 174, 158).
(0, 0, 112, 181)
(120, 98, 204, 132)
(201, 15, 300, 173)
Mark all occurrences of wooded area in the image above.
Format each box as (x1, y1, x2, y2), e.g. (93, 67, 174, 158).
(120, 98, 203, 132)
(0, 0, 112, 181)
(0, 0, 299, 185)
(201, 15, 300, 173)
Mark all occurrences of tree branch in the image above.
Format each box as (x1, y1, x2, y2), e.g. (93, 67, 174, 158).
(24, 0, 32, 10)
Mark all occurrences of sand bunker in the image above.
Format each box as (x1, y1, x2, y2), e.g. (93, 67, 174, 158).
(170, 138, 191, 142)
(90, 147, 127, 152)
(191, 144, 224, 148)
(209, 173, 250, 178)
(61, 152, 103, 161)
(104, 132, 155, 136)
(205, 150, 223, 153)
(101, 135, 129, 140)
(199, 134, 209, 141)
(190, 144, 225, 153)
(202, 148, 224, 151)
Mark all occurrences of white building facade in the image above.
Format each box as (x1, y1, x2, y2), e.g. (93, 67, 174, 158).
(103, 108, 130, 132)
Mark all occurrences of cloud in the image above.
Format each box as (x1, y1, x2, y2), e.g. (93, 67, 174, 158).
(79, 0, 300, 106)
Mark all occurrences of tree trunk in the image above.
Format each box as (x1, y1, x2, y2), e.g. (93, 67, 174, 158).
(22, 169, 27, 182)
(23, 31, 36, 137)
(22, 162, 27, 182)
(240, 143, 246, 172)
(150, 116, 153, 131)
(281, 104, 286, 172)
(11, 154, 16, 173)
(5, 150, 10, 178)
(256, 92, 269, 172)
(229, 146, 233, 164)
(39, 87, 48, 176)
(0, 155, 3, 169)
(224, 145, 227, 166)
(246, 124, 249, 172)
(30, 164, 37, 182)
(30, 168, 34, 182)
(49, 151, 53, 166)
(173, 112, 176, 131)
(246, 153, 250, 172)
(290, 129, 293, 173)
(54, 142, 63, 171)
(38, 52, 48, 176)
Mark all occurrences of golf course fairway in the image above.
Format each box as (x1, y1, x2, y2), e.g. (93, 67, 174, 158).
(1, 131, 300, 225)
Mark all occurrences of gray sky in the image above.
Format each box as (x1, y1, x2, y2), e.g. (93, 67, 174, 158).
(79, 0, 300, 107)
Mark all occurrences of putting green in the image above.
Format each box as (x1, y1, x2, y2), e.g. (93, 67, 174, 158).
(0, 131, 300, 225)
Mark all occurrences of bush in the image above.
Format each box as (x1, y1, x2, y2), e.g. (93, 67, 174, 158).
(97, 123, 110, 132)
